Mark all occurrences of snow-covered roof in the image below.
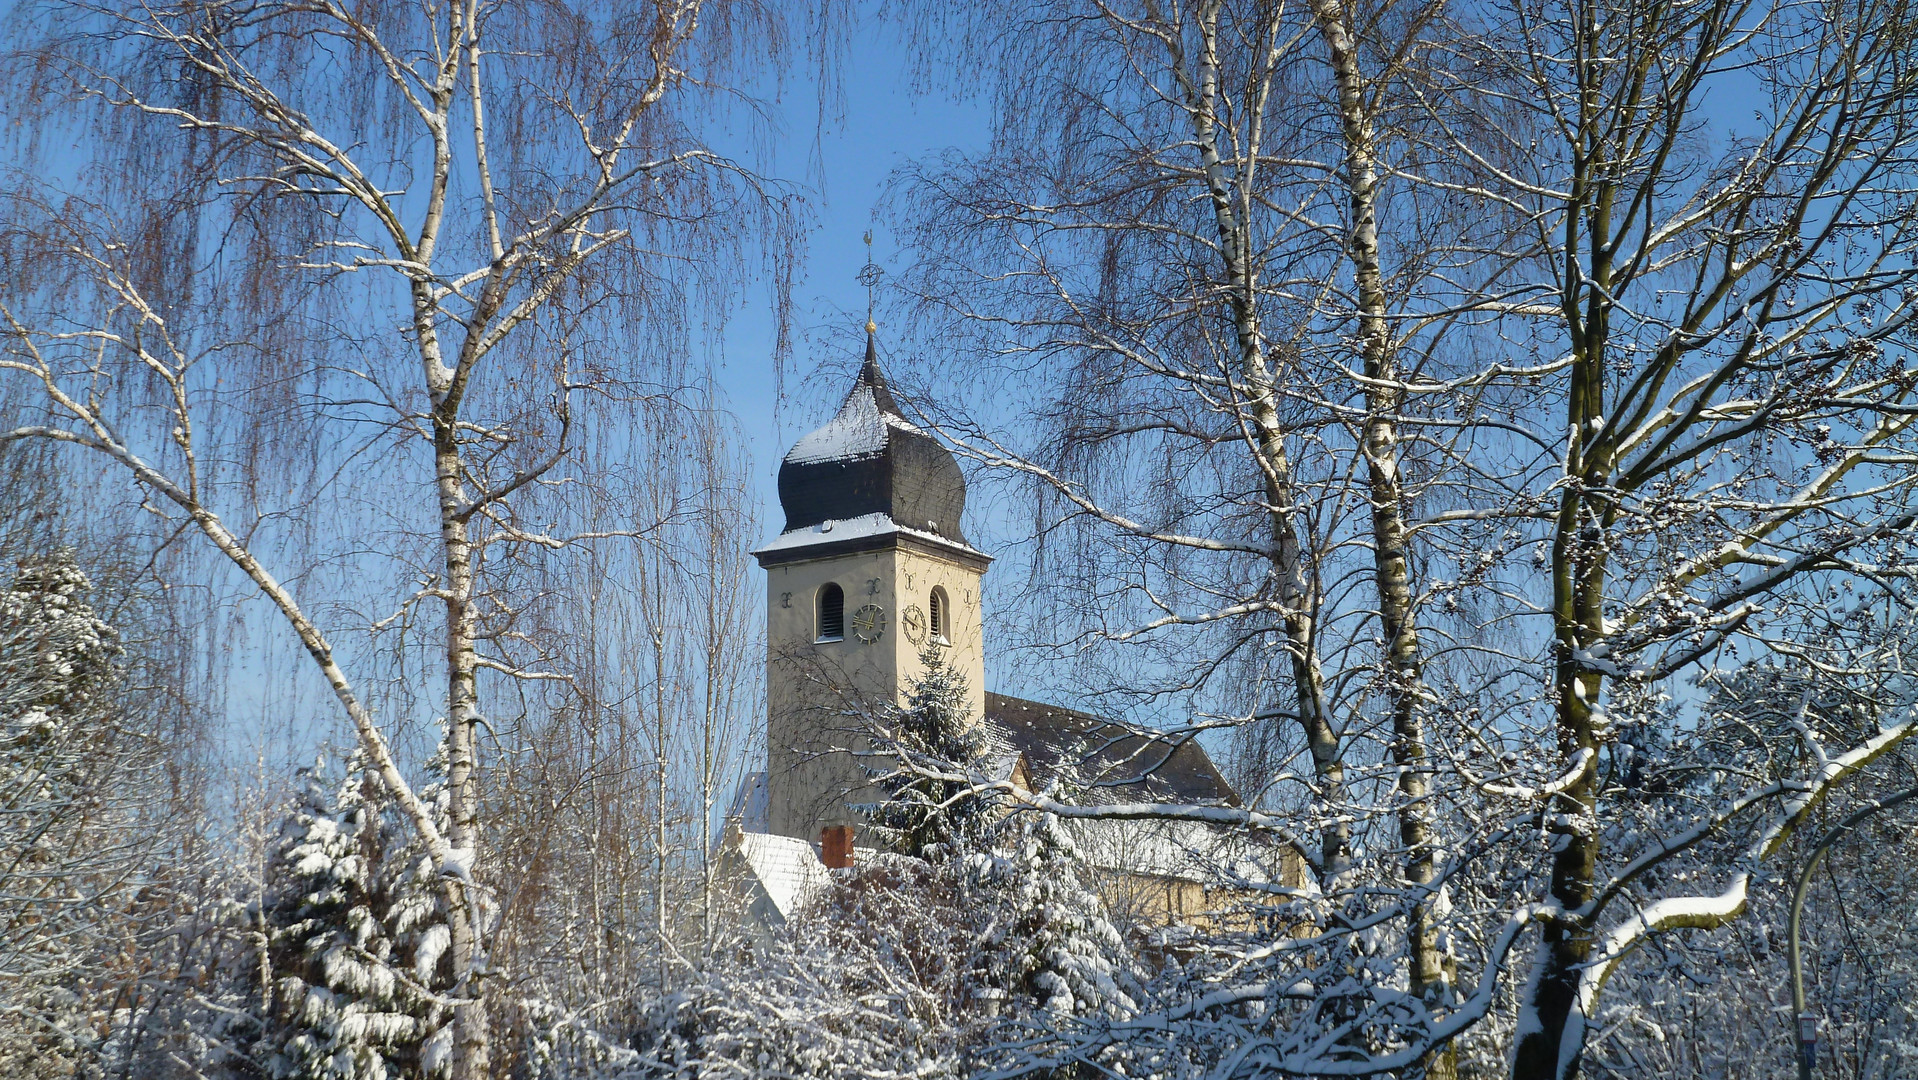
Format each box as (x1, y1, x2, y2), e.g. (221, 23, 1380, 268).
(728, 771, 770, 833)
(733, 832, 832, 922)
(766, 340, 976, 553)
(985, 693, 1238, 807)
(978, 695, 1270, 887)
(1067, 817, 1279, 885)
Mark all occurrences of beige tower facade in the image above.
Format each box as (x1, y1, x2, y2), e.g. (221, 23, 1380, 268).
(752, 344, 989, 843)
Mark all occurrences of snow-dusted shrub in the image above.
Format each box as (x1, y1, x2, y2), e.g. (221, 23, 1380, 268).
(1436, 619, 1918, 1080)
(640, 853, 990, 1079)
(0, 550, 152, 1073)
(90, 874, 266, 1080)
(1560, 804, 1918, 1080)
(0, 548, 272, 1080)
(637, 820, 1137, 1079)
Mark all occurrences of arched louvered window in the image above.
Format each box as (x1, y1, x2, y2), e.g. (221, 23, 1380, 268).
(929, 586, 949, 642)
(817, 583, 845, 641)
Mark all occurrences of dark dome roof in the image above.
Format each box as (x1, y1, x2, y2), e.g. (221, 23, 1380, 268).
(776, 338, 969, 544)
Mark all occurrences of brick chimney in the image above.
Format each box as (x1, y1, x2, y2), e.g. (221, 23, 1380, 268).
(820, 824, 854, 869)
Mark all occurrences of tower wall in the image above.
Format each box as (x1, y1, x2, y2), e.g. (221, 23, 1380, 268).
(761, 537, 986, 842)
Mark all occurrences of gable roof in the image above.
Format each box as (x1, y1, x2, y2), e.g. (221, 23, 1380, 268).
(729, 770, 771, 832)
(728, 831, 832, 924)
(983, 692, 1238, 807)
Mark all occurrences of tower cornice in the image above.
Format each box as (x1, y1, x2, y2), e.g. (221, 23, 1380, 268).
(753, 515, 993, 573)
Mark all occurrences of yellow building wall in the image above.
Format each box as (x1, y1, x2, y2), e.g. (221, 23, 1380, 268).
(762, 538, 986, 842)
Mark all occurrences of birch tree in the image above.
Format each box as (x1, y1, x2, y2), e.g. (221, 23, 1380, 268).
(1438, 0, 1918, 1071)
(891, 0, 1918, 1075)
(898, 1, 1487, 1073)
(1, 2, 797, 1074)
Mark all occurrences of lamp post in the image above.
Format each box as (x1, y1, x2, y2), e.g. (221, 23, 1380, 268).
(1788, 786, 1918, 1080)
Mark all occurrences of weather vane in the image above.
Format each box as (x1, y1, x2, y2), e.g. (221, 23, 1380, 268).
(857, 230, 884, 335)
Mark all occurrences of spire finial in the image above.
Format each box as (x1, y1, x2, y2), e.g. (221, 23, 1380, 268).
(857, 230, 883, 339)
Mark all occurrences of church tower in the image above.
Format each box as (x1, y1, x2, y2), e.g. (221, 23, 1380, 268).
(752, 337, 989, 845)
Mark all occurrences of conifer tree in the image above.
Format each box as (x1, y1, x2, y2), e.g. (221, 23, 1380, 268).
(254, 750, 458, 1080)
(869, 644, 1137, 1026)
(0, 550, 135, 1071)
(975, 809, 1137, 1022)
(870, 643, 995, 860)
(0, 550, 120, 733)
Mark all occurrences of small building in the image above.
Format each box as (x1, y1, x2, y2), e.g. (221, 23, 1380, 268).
(727, 335, 1277, 927)
(715, 825, 833, 930)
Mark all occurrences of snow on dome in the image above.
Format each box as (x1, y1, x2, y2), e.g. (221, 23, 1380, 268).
(752, 511, 984, 560)
(769, 341, 973, 545)
(783, 383, 922, 466)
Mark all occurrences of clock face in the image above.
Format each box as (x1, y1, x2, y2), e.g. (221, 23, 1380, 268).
(902, 604, 927, 645)
(850, 603, 887, 644)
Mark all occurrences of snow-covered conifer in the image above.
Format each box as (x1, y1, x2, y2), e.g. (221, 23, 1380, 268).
(869, 644, 995, 860)
(974, 809, 1137, 1022)
(254, 749, 457, 1080)
(0, 550, 120, 730)
(0, 550, 142, 1071)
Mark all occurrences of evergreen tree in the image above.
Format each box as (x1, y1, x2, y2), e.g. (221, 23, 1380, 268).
(874, 645, 1138, 1049)
(0, 550, 134, 1074)
(974, 809, 1137, 1022)
(0, 550, 120, 733)
(254, 750, 457, 1080)
(869, 644, 995, 860)
(649, 640, 1141, 1079)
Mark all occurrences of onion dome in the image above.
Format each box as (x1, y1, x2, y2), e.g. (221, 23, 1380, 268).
(758, 334, 977, 562)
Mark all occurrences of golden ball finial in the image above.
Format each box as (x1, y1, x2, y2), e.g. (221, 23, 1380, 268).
(866, 319, 877, 335)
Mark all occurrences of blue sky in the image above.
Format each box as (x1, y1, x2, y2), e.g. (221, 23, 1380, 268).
(2, 4, 1009, 771)
(718, 16, 989, 538)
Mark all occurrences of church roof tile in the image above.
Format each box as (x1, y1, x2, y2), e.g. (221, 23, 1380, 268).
(983, 692, 1239, 807)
